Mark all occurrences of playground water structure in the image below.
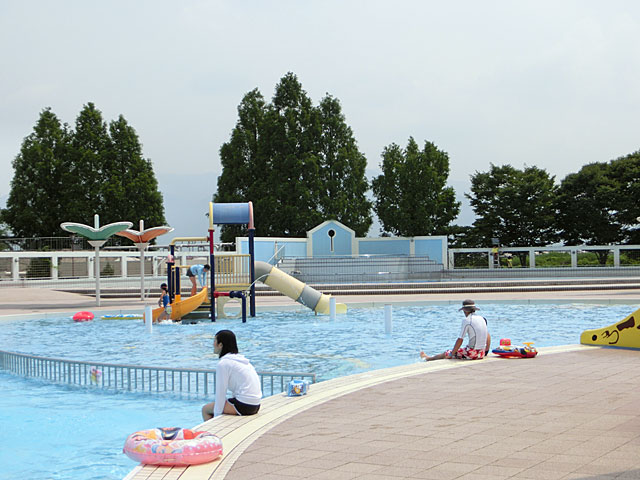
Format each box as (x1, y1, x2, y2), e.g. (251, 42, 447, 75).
(152, 286, 208, 321)
(254, 260, 347, 314)
(157, 202, 346, 323)
(0, 302, 636, 480)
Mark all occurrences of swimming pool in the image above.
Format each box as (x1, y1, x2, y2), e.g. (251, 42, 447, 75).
(0, 303, 632, 380)
(0, 303, 633, 479)
(0, 372, 199, 480)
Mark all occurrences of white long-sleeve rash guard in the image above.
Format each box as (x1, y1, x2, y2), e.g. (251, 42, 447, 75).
(213, 353, 262, 417)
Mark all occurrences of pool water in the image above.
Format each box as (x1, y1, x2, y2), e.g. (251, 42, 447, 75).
(0, 372, 199, 480)
(0, 304, 632, 380)
(0, 303, 634, 479)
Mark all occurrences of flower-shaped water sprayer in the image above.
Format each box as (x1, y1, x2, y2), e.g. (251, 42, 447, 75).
(61, 215, 132, 306)
(116, 220, 174, 300)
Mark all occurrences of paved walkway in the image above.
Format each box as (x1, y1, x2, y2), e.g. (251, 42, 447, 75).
(224, 347, 640, 480)
(2, 287, 640, 479)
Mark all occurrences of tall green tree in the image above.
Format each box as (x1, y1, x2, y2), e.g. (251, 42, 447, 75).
(606, 151, 640, 243)
(554, 151, 640, 258)
(102, 115, 166, 227)
(371, 137, 460, 236)
(262, 73, 323, 237)
(4, 104, 166, 238)
(315, 95, 372, 235)
(556, 162, 623, 247)
(215, 89, 267, 241)
(467, 164, 558, 249)
(65, 102, 110, 223)
(3, 108, 70, 237)
(215, 72, 372, 241)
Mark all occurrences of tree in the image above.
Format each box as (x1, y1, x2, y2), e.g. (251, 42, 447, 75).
(214, 89, 266, 240)
(3, 108, 70, 237)
(555, 162, 623, 264)
(261, 73, 324, 237)
(61, 102, 111, 223)
(371, 137, 460, 236)
(553, 151, 640, 263)
(467, 164, 558, 252)
(215, 73, 372, 241)
(102, 115, 166, 227)
(4, 104, 166, 238)
(606, 151, 640, 243)
(315, 95, 371, 235)
(0, 223, 10, 250)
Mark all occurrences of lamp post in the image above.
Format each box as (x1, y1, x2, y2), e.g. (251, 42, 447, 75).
(115, 220, 174, 300)
(61, 215, 132, 306)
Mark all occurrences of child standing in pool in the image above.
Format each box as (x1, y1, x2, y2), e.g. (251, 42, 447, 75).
(157, 283, 171, 322)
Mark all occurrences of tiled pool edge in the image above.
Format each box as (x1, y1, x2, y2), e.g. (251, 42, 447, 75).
(123, 344, 591, 480)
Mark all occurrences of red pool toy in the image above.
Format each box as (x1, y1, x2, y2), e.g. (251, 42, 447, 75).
(73, 311, 94, 322)
(492, 338, 537, 358)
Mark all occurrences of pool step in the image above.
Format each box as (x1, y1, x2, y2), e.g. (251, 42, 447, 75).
(58, 277, 640, 298)
(258, 282, 640, 296)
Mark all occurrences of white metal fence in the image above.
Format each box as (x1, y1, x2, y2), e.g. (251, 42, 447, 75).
(0, 350, 316, 398)
(448, 245, 640, 269)
(3, 243, 640, 288)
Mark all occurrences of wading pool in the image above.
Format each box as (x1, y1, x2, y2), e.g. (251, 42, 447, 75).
(0, 302, 631, 479)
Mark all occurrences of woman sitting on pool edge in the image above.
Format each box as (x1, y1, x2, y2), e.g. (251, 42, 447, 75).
(201, 330, 262, 420)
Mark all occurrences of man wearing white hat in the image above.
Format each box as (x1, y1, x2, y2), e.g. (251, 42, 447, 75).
(420, 299, 491, 361)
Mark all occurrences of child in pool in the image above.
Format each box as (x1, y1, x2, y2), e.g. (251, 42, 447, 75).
(157, 283, 171, 322)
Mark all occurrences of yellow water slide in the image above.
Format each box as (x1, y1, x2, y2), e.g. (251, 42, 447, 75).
(580, 306, 640, 349)
(255, 261, 346, 314)
(152, 287, 208, 322)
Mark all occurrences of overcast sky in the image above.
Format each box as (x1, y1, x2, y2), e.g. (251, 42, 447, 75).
(1, 1, 639, 238)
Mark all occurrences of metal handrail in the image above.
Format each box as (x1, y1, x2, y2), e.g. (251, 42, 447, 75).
(266, 244, 287, 265)
(0, 350, 315, 398)
(214, 254, 251, 288)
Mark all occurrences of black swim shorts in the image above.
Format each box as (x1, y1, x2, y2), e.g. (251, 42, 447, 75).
(228, 397, 260, 416)
(186, 267, 195, 277)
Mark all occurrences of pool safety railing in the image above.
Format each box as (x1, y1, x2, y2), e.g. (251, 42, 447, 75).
(0, 350, 315, 398)
(213, 253, 251, 289)
(278, 255, 443, 283)
(267, 244, 287, 265)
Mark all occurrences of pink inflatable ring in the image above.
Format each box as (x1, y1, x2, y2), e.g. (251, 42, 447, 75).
(123, 427, 223, 466)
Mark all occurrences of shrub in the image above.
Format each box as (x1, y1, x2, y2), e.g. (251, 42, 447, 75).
(26, 257, 51, 278)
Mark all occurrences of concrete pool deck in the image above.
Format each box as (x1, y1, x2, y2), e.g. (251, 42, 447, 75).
(123, 346, 640, 480)
(2, 287, 640, 479)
